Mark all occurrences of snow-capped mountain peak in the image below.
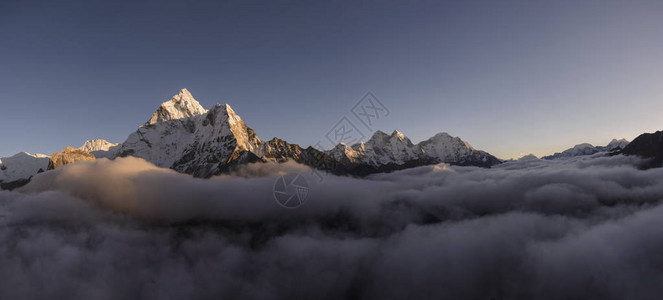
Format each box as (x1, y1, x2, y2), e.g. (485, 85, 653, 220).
(118, 93, 264, 177)
(337, 130, 499, 168)
(79, 139, 120, 159)
(146, 88, 207, 125)
(203, 103, 261, 152)
(573, 143, 594, 149)
(219, 104, 246, 134)
(79, 139, 119, 153)
(606, 138, 629, 150)
(560, 143, 598, 157)
(353, 141, 366, 152)
(425, 132, 475, 150)
(223, 104, 240, 120)
(391, 130, 407, 141)
(517, 154, 539, 161)
(354, 130, 419, 164)
(366, 130, 389, 144)
(363, 130, 414, 147)
(0, 152, 50, 184)
(418, 132, 474, 159)
(328, 142, 361, 164)
(543, 138, 631, 160)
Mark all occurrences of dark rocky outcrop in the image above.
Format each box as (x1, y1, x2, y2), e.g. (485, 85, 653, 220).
(621, 131, 663, 168)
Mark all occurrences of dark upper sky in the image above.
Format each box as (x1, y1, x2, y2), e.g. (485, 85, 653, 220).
(1, 0, 662, 158)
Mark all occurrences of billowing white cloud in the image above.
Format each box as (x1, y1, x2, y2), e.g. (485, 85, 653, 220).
(2, 154, 663, 299)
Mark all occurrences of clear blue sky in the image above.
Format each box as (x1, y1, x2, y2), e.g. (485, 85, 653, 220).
(1, 0, 662, 159)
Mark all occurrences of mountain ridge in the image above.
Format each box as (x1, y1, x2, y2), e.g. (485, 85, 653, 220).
(0, 152, 49, 189)
(110, 89, 501, 177)
(542, 138, 630, 160)
(5, 89, 663, 192)
(1, 88, 503, 189)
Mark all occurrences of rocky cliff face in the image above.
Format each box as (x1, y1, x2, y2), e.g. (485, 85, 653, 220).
(170, 104, 264, 177)
(48, 147, 96, 170)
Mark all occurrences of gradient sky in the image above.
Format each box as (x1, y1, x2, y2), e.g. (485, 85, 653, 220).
(1, 0, 662, 159)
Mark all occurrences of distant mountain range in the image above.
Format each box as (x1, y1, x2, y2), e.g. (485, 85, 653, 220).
(1, 88, 662, 189)
(541, 139, 630, 160)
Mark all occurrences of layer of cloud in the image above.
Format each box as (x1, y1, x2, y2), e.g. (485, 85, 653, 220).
(2, 155, 663, 299)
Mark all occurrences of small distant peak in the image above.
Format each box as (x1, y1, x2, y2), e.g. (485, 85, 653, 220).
(419, 132, 474, 150)
(79, 139, 119, 152)
(10, 152, 34, 158)
(420, 132, 453, 144)
(573, 143, 594, 149)
(370, 130, 389, 139)
(517, 153, 539, 161)
(605, 138, 629, 150)
(366, 131, 390, 145)
(421, 132, 453, 144)
(433, 132, 452, 138)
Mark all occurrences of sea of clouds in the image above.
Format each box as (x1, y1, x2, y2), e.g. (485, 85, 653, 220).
(2, 154, 663, 299)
